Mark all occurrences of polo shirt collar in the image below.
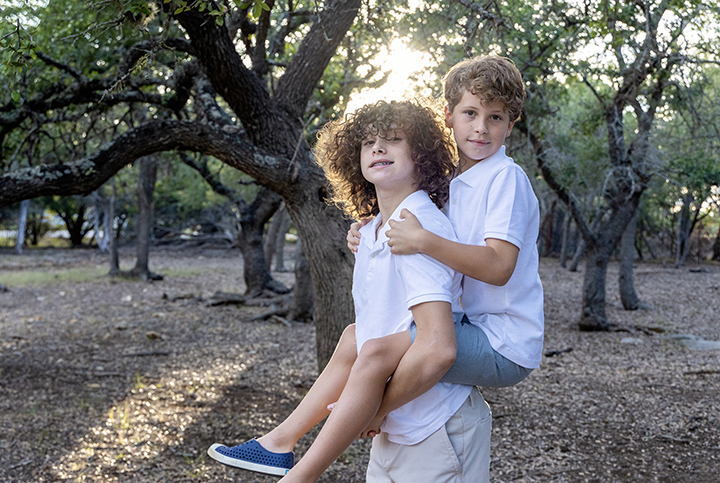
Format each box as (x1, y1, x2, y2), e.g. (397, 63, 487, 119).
(454, 145, 507, 188)
(359, 190, 430, 248)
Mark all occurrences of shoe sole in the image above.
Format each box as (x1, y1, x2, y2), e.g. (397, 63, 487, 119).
(207, 444, 290, 476)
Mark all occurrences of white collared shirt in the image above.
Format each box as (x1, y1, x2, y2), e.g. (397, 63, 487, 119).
(353, 190, 470, 445)
(447, 146, 545, 368)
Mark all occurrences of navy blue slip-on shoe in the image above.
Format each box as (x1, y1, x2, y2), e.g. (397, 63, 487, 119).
(207, 439, 294, 476)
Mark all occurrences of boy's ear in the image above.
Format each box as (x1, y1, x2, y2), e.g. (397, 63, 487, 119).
(444, 105, 453, 128)
(506, 120, 515, 138)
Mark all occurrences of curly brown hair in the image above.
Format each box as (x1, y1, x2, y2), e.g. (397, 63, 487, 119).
(315, 100, 456, 221)
(444, 55, 525, 122)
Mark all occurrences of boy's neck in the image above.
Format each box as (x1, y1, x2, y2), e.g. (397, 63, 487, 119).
(457, 147, 502, 173)
(375, 185, 417, 234)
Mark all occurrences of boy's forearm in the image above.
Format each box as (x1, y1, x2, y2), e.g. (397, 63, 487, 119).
(420, 230, 518, 286)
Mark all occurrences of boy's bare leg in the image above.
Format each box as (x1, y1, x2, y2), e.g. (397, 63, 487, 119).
(279, 331, 412, 483)
(257, 324, 358, 454)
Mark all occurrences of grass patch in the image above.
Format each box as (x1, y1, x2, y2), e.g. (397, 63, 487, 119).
(164, 267, 204, 277)
(1, 266, 107, 287)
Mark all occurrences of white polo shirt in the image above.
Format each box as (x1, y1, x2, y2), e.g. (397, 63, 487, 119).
(353, 190, 470, 446)
(446, 146, 544, 369)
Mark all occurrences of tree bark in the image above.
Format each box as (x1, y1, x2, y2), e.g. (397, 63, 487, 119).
(568, 238, 585, 272)
(237, 187, 287, 297)
(559, 209, 572, 268)
(16, 199, 29, 254)
(675, 193, 693, 268)
(109, 181, 120, 275)
(289, 239, 314, 322)
(540, 199, 556, 257)
(712, 222, 720, 261)
(132, 156, 160, 281)
(619, 208, 642, 310)
(93, 189, 110, 252)
(64, 203, 87, 247)
(286, 196, 355, 369)
(580, 246, 612, 331)
(265, 203, 291, 272)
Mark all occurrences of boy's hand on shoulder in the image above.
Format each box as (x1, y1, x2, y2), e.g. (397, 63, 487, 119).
(347, 219, 370, 253)
(387, 209, 424, 255)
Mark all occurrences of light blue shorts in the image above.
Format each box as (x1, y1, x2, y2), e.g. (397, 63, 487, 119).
(410, 314, 532, 387)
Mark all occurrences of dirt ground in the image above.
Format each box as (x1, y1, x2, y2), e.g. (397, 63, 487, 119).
(1, 246, 719, 483)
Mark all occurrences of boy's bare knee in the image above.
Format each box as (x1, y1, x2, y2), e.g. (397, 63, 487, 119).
(333, 324, 357, 363)
(355, 335, 407, 375)
(341, 324, 356, 342)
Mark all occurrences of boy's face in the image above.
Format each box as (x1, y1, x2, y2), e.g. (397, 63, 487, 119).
(360, 129, 416, 192)
(445, 90, 515, 172)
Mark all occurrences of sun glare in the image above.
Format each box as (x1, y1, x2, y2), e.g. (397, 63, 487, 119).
(345, 39, 435, 114)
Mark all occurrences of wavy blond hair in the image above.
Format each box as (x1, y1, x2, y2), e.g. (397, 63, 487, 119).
(443, 55, 525, 122)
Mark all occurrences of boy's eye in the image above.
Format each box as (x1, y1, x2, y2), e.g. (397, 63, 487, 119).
(464, 110, 476, 117)
(363, 139, 375, 146)
(490, 114, 503, 121)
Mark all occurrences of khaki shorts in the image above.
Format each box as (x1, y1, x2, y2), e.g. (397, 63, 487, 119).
(366, 387, 491, 483)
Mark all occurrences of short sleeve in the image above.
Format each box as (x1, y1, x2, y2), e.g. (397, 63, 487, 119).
(396, 207, 458, 309)
(483, 165, 537, 249)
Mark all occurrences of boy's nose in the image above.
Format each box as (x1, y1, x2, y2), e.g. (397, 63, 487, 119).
(474, 122, 487, 134)
(372, 141, 386, 153)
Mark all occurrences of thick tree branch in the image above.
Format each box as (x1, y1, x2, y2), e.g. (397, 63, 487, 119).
(274, 0, 362, 118)
(0, 120, 292, 208)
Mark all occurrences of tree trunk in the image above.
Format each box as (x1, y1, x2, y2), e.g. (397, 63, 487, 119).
(238, 187, 287, 297)
(66, 204, 87, 247)
(675, 193, 694, 268)
(94, 190, 110, 252)
(92, 192, 103, 250)
(712, 222, 720, 261)
(265, 203, 291, 272)
(619, 208, 642, 310)
(15, 199, 29, 254)
(286, 195, 355, 370)
(540, 199, 556, 257)
(579, 245, 613, 331)
(569, 238, 585, 272)
(109, 181, 120, 275)
(132, 156, 160, 281)
(289, 239, 314, 322)
(27, 207, 42, 246)
(559, 209, 572, 268)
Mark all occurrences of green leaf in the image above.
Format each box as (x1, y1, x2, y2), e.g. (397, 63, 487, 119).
(260, 1, 270, 11)
(11, 91, 21, 102)
(174, 7, 183, 14)
(215, 16, 224, 26)
(252, 1, 262, 18)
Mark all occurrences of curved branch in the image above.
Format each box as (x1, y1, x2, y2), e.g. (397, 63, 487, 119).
(0, 120, 294, 208)
(35, 51, 86, 82)
(516, 120, 597, 247)
(274, 0, 362, 118)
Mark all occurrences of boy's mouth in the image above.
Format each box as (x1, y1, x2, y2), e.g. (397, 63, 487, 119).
(370, 160, 393, 167)
(469, 139, 489, 146)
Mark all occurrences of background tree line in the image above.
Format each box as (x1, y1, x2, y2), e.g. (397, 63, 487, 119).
(1, 0, 719, 368)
